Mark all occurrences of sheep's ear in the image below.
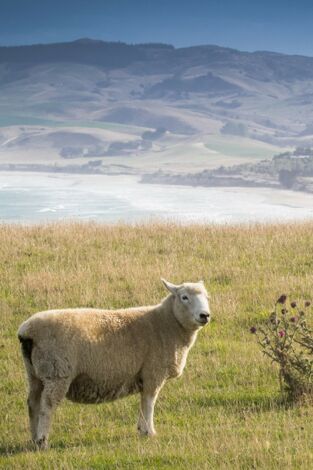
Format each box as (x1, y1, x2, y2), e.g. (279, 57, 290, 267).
(161, 278, 178, 295)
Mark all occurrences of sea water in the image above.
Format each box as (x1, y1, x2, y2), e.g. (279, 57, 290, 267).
(0, 172, 313, 224)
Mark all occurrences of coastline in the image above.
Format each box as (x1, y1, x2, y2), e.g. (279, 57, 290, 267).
(1, 171, 313, 224)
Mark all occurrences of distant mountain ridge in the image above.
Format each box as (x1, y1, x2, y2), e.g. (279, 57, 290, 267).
(1, 38, 313, 144)
(2, 38, 313, 80)
(0, 38, 313, 76)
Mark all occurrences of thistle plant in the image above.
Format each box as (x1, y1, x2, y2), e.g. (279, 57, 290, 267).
(251, 296, 313, 400)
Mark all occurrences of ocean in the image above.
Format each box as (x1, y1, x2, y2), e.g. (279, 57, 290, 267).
(1, 172, 313, 224)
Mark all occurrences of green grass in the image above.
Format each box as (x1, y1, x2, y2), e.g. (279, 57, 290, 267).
(1, 222, 313, 469)
(0, 116, 60, 128)
(0, 114, 146, 134)
(205, 135, 281, 160)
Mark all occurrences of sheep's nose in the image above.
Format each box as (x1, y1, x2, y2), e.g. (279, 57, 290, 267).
(199, 313, 210, 323)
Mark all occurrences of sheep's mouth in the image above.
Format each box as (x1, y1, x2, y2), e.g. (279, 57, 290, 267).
(197, 318, 209, 325)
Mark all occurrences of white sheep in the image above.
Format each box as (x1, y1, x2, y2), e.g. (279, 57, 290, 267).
(18, 279, 211, 449)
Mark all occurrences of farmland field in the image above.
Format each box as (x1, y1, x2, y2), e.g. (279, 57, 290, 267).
(1, 222, 313, 469)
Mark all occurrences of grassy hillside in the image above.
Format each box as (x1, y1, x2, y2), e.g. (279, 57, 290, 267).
(3, 39, 313, 140)
(1, 222, 313, 469)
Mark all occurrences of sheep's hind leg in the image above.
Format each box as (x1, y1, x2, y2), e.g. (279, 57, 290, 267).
(138, 385, 163, 437)
(27, 375, 43, 442)
(36, 379, 70, 450)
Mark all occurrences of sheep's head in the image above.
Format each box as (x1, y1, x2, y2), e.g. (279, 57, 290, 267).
(161, 278, 211, 330)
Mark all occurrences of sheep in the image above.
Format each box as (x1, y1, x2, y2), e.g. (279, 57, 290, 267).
(18, 278, 211, 449)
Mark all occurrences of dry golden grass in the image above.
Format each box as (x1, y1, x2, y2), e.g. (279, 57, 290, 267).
(1, 222, 313, 469)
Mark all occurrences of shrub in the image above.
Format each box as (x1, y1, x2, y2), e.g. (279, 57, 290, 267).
(251, 296, 313, 401)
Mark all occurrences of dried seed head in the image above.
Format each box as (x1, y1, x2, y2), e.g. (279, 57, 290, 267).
(305, 301, 311, 307)
(277, 295, 287, 304)
(290, 302, 297, 308)
(250, 326, 257, 334)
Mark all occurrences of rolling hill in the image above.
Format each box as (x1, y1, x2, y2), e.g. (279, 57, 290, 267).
(1, 38, 313, 171)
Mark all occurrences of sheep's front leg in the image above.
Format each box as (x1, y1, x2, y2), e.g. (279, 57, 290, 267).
(138, 385, 163, 436)
(36, 379, 69, 450)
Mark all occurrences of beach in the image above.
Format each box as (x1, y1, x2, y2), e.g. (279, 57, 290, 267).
(1, 171, 313, 223)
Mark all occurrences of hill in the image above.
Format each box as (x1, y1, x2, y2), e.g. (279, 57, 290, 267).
(141, 147, 313, 194)
(2, 39, 313, 171)
(1, 222, 313, 468)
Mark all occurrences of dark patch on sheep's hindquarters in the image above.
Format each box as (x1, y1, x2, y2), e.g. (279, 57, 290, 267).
(18, 335, 33, 365)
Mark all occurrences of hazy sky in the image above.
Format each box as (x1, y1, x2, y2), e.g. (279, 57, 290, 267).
(1, 0, 313, 55)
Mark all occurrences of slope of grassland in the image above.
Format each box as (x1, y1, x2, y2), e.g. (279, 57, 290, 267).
(1, 222, 313, 469)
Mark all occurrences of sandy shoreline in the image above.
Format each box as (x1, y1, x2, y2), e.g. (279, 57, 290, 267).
(11, 171, 313, 208)
(1, 171, 313, 223)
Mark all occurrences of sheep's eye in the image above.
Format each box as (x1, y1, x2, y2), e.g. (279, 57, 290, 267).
(181, 295, 189, 302)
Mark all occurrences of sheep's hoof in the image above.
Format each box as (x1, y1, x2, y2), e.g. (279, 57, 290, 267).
(137, 426, 156, 437)
(35, 436, 48, 450)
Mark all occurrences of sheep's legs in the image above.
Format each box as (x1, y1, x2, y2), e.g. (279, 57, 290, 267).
(138, 390, 159, 436)
(27, 376, 43, 441)
(36, 379, 69, 450)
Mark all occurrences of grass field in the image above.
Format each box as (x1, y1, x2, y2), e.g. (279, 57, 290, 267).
(1, 222, 313, 469)
(0, 115, 145, 134)
(204, 135, 281, 160)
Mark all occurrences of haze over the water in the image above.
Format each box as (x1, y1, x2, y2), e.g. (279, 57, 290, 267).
(1, 173, 313, 224)
(1, 0, 313, 56)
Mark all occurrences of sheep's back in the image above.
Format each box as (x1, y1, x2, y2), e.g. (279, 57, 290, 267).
(21, 308, 154, 383)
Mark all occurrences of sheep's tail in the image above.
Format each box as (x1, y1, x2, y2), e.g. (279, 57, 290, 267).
(18, 321, 34, 365)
